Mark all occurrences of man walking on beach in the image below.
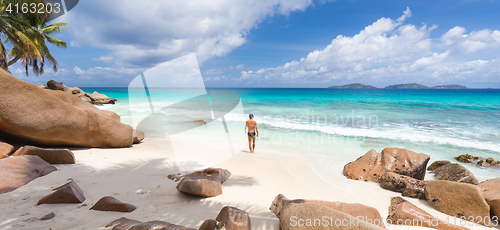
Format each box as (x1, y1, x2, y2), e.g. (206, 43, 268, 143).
(245, 113, 258, 153)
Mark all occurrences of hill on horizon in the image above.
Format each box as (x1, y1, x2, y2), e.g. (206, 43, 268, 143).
(328, 83, 470, 89)
(384, 83, 429, 89)
(328, 83, 376, 89)
(431, 84, 468, 89)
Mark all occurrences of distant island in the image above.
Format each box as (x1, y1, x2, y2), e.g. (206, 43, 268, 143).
(430, 84, 468, 89)
(385, 83, 429, 89)
(328, 83, 469, 89)
(328, 83, 376, 89)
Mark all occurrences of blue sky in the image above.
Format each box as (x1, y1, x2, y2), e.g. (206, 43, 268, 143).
(9, 0, 500, 88)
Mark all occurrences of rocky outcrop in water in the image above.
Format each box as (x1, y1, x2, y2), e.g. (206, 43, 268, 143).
(455, 154, 500, 167)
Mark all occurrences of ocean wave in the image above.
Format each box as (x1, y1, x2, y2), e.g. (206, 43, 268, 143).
(224, 114, 500, 153)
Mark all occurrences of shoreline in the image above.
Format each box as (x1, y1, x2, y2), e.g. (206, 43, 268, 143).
(0, 138, 492, 229)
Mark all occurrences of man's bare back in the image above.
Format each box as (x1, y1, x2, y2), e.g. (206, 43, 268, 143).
(246, 120, 257, 133)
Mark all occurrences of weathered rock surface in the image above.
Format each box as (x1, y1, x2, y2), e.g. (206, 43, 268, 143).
(46, 79, 117, 105)
(47, 80, 66, 91)
(13, 145, 75, 164)
(216, 206, 251, 230)
(379, 172, 426, 199)
(0, 70, 134, 148)
(40, 212, 55, 221)
(133, 130, 145, 144)
(0, 155, 57, 194)
(89, 91, 117, 105)
(0, 141, 14, 159)
(36, 83, 47, 89)
(271, 194, 384, 229)
(455, 154, 500, 167)
(478, 178, 500, 219)
(105, 217, 197, 230)
(90, 196, 137, 213)
(37, 179, 86, 205)
(387, 197, 468, 230)
(278, 202, 385, 230)
(174, 168, 231, 197)
(343, 148, 430, 182)
(433, 163, 479, 185)
(427, 160, 451, 172)
(425, 180, 490, 226)
(199, 219, 217, 230)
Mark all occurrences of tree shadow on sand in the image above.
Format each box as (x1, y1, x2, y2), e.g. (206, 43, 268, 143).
(0, 156, 277, 230)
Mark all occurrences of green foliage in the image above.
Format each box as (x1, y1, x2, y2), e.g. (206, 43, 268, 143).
(0, 0, 68, 76)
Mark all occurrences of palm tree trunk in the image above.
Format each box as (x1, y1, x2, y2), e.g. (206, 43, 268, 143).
(0, 42, 9, 73)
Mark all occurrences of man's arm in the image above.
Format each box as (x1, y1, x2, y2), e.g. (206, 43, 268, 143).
(244, 122, 247, 133)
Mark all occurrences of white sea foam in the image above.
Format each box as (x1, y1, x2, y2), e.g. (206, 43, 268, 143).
(224, 114, 500, 153)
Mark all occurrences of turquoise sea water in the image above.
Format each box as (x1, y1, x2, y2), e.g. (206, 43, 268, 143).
(84, 88, 500, 182)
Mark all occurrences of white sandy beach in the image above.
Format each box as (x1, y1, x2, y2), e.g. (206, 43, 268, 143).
(0, 137, 492, 230)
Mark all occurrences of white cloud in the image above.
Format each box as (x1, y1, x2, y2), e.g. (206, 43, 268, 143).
(73, 66, 84, 75)
(238, 7, 500, 86)
(60, 0, 314, 68)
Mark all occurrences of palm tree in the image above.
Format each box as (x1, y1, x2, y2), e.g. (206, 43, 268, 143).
(0, 0, 68, 76)
(8, 15, 68, 75)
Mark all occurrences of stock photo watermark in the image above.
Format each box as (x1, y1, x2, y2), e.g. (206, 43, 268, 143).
(289, 215, 499, 228)
(260, 110, 379, 148)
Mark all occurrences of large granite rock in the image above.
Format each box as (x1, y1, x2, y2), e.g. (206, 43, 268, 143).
(90, 196, 137, 213)
(433, 163, 478, 185)
(478, 178, 500, 220)
(89, 91, 117, 105)
(0, 155, 57, 194)
(13, 145, 75, 164)
(379, 172, 426, 199)
(199, 219, 217, 230)
(271, 194, 384, 229)
(174, 168, 231, 197)
(46, 80, 66, 91)
(278, 202, 385, 230)
(37, 179, 86, 205)
(105, 217, 197, 230)
(427, 160, 451, 172)
(133, 130, 145, 144)
(216, 206, 251, 230)
(0, 70, 134, 148)
(343, 148, 430, 182)
(0, 141, 14, 159)
(387, 197, 468, 230)
(425, 180, 490, 227)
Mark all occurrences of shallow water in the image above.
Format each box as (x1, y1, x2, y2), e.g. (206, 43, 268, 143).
(85, 87, 500, 182)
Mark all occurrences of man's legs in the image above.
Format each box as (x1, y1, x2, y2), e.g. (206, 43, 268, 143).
(248, 135, 253, 152)
(252, 136, 256, 153)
